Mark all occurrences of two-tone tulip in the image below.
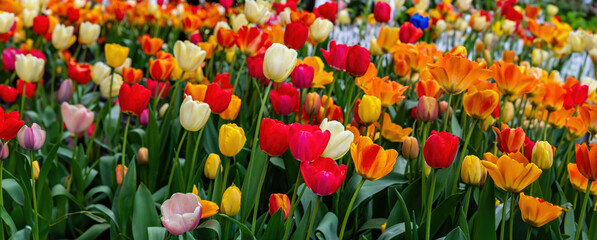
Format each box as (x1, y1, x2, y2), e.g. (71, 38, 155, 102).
(17, 123, 46, 150)
(351, 136, 398, 181)
(269, 193, 290, 219)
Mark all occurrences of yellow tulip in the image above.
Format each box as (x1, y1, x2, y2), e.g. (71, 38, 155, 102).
(218, 124, 247, 157)
(221, 186, 241, 216)
(460, 155, 487, 187)
(358, 95, 382, 123)
(481, 154, 542, 192)
(105, 43, 130, 68)
(204, 153, 222, 180)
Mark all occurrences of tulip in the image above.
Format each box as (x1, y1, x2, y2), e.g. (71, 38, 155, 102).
(182, 14, 202, 32)
(462, 88, 499, 119)
(263, 43, 297, 83)
(547, 4, 559, 16)
(429, 53, 492, 95)
(575, 143, 597, 180)
(56, 79, 74, 103)
(501, 101, 514, 123)
(219, 124, 247, 157)
(79, 22, 100, 45)
(0, 107, 24, 141)
(100, 74, 123, 98)
(269, 194, 290, 219)
(416, 96, 439, 122)
(270, 83, 299, 115)
(68, 60, 92, 85)
(119, 83, 151, 116)
(314, 1, 337, 23)
(244, 0, 270, 24)
(291, 64, 314, 89)
(213, 73, 233, 91)
(284, 22, 309, 50)
(492, 123, 526, 154)
(490, 62, 536, 99)
(2, 48, 20, 72)
(161, 193, 202, 235)
(320, 119, 354, 160)
(17, 123, 46, 150)
(218, 185, 242, 218)
(568, 163, 597, 194)
(259, 118, 289, 156)
(174, 40, 206, 73)
(569, 30, 590, 53)
(358, 95, 382, 123)
(518, 193, 563, 228)
(309, 18, 333, 43)
(33, 15, 49, 35)
(321, 40, 349, 71)
(230, 14, 248, 32)
(304, 92, 321, 116)
(204, 153, 221, 180)
(0, 143, 8, 159)
(204, 83, 232, 114)
(351, 136, 398, 181)
(92, 62, 111, 84)
(235, 26, 269, 57)
(381, 113, 412, 142)
(424, 131, 459, 169)
(61, 103, 94, 135)
(148, 58, 174, 81)
(579, 104, 597, 135)
(51, 24, 75, 51)
(15, 54, 45, 83)
(399, 22, 423, 44)
(22, 9, 37, 28)
(180, 96, 211, 131)
(481, 154, 542, 192)
(373, 1, 391, 23)
(105, 44, 130, 68)
(346, 45, 370, 77)
(0, 12, 14, 34)
(146, 78, 170, 98)
(191, 186, 220, 219)
(402, 137, 419, 160)
(0, 85, 18, 103)
(377, 26, 400, 53)
(121, 67, 143, 84)
(531, 141, 553, 170)
(362, 77, 407, 107)
(140, 34, 164, 56)
(288, 123, 331, 162)
(216, 28, 236, 48)
(32, 161, 40, 180)
(220, 95, 241, 121)
(300, 157, 346, 196)
(337, 10, 350, 24)
(137, 147, 149, 165)
(460, 155, 487, 187)
(247, 55, 266, 80)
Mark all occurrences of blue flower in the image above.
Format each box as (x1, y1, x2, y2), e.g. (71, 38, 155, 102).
(410, 14, 430, 30)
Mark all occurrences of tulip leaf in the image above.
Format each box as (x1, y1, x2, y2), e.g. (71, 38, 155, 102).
(8, 227, 31, 240)
(588, 208, 597, 240)
(339, 172, 408, 218)
(290, 202, 312, 240)
(451, 113, 463, 139)
(114, 160, 137, 235)
(196, 219, 221, 239)
(443, 227, 466, 240)
(472, 178, 496, 240)
(75, 223, 110, 240)
(418, 192, 462, 238)
(315, 212, 339, 240)
(262, 210, 284, 239)
(239, 148, 268, 222)
(132, 184, 160, 240)
(217, 213, 256, 240)
(2, 178, 24, 206)
(0, 205, 17, 235)
(387, 188, 412, 240)
(378, 222, 406, 240)
(147, 227, 167, 240)
(147, 107, 160, 191)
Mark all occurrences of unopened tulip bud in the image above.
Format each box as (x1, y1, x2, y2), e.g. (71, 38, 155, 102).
(159, 103, 169, 118)
(204, 153, 222, 180)
(370, 37, 384, 56)
(435, 20, 447, 35)
(502, 20, 516, 35)
(116, 164, 128, 185)
(309, 18, 333, 43)
(547, 4, 558, 16)
(501, 102, 514, 123)
(461, 155, 487, 187)
(358, 95, 382, 123)
(416, 96, 439, 122)
(32, 161, 40, 180)
(139, 109, 149, 126)
(589, 49, 597, 65)
(531, 141, 553, 169)
(439, 101, 453, 118)
(221, 185, 241, 216)
(483, 33, 494, 47)
(474, 42, 484, 54)
(137, 147, 149, 165)
(532, 49, 548, 66)
(304, 92, 321, 116)
(268, 193, 290, 219)
(337, 10, 351, 24)
(0, 142, 8, 159)
(17, 123, 46, 150)
(219, 124, 247, 157)
(402, 137, 419, 160)
(56, 79, 73, 103)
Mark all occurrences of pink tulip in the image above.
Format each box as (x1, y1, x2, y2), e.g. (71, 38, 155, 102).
(0, 142, 8, 159)
(161, 193, 203, 235)
(1, 48, 20, 72)
(17, 123, 46, 150)
(139, 109, 149, 126)
(56, 79, 73, 103)
(288, 123, 330, 162)
(61, 102, 94, 135)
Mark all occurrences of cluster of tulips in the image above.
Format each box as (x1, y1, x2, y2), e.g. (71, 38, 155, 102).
(2, 0, 597, 239)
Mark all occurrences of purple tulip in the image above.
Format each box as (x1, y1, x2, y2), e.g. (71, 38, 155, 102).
(17, 123, 46, 150)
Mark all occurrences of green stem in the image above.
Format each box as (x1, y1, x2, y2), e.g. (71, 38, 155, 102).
(305, 196, 321, 240)
(121, 116, 130, 183)
(425, 170, 437, 240)
(338, 178, 366, 240)
(451, 119, 479, 195)
(185, 128, 205, 191)
(251, 158, 270, 233)
(19, 83, 27, 115)
(525, 225, 532, 240)
(440, 93, 453, 132)
(152, 80, 169, 111)
(578, 53, 589, 80)
(282, 172, 303, 240)
(232, 60, 246, 94)
(322, 74, 337, 118)
(500, 192, 510, 240)
(509, 193, 515, 240)
(541, 111, 551, 141)
(164, 131, 188, 201)
(463, 186, 472, 217)
(221, 156, 231, 197)
(31, 151, 39, 240)
(574, 180, 593, 240)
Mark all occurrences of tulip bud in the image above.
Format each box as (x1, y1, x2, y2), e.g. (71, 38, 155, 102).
(139, 109, 149, 126)
(461, 155, 487, 187)
(116, 164, 128, 185)
(501, 101, 514, 123)
(416, 96, 439, 122)
(159, 103, 169, 118)
(402, 136, 419, 160)
(105, 43, 130, 68)
(56, 79, 73, 103)
(174, 40, 207, 73)
(337, 10, 351, 24)
(99, 74, 123, 98)
(32, 161, 40, 180)
(291, 64, 314, 89)
(219, 124, 247, 157)
(439, 101, 453, 118)
(263, 43, 298, 83)
(531, 49, 548, 66)
(52, 24, 75, 51)
(531, 141, 553, 169)
(309, 18, 333, 43)
(268, 193, 290, 219)
(370, 37, 384, 56)
(137, 147, 149, 165)
(92, 62, 111, 84)
(230, 14, 248, 32)
(15, 54, 45, 83)
(304, 92, 321, 116)
(17, 123, 46, 150)
(373, 1, 391, 23)
(435, 20, 447, 35)
(547, 4, 559, 16)
(204, 153, 222, 180)
(502, 20, 516, 35)
(358, 95, 382, 123)
(221, 185, 241, 216)
(79, 21, 100, 45)
(0, 142, 8, 159)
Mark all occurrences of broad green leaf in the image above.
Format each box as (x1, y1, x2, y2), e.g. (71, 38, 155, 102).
(2, 178, 24, 205)
(218, 213, 256, 240)
(75, 223, 110, 240)
(262, 210, 284, 239)
(442, 227, 466, 240)
(378, 223, 405, 240)
(196, 220, 221, 239)
(315, 212, 339, 240)
(472, 178, 496, 240)
(339, 172, 407, 219)
(240, 148, 268, 222)
(0, 205, 17, 235)
(132, 184, 160, 240)
(147, 227, 167, 240)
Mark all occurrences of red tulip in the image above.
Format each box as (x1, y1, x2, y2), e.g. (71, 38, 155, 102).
(33, 15, 49, 35)
(17, 79, 36, 98)
(119, 83, 151, 116)
(563, 84, 588, 110)
(523, 137, 535, 161)
(291, 64, 314, 89)
(352, 98, 363, 124)
(146, 78, 170, 99)
(288, 123, 330, 162)
(27, 49, 46, 62)
(0, 85, 18, 103)
(424, 130, 459, 169)
(321, 40, 349, 71)
(492, 123, 526, 154)
(68, 59, 92, 84)
(346, 45, 370, 76)
(399, 22, 423, 44)
(269, 194, 291, 219)
(284, 22, 309, 50)
(220, 0, 233, 9)
(214, 73, 233, 91)
(0, 107, 25, 141)
(259, 118, 289, 156)
(204, 83, 232, 114)
(235, 26, 269, 56)
(247, 55, 266, 80)
(189, 33, 202, 45)
(270, 83, 299, 115)
(374, 2, 391, 23)
(300, 157, 346, 196)
(67, 7, 80, 22)
(575, 143, 597, 180)
(314, 1, 337, 23)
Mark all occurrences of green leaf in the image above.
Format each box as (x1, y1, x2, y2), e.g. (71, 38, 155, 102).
(75, 223, 110, 240)
(218, 213, 256, 240)
(340, 172, 407, 218)
(132, 184, 160, 240)
(290, 202, 312, 240)
(315, 212, 339, 240)
(196, 220, 221, 239)
(147, 227, 167, 240)
(451, 113, 463, 138)
(8, 227, 31, 240)
(378, 223, 405, 240)
(457, 207, 470, 240)
(443, 227, 466, 240)
(358, 218, 386, 232)
(2, 178, 24, 205)
(418, 193, 463, 238)
(262, 210, 284, 239)
(472, 178, 496, 240)
(116, 160, 137, 235)
(387, 188, 412, 240)
(240, 148, 268, 222)
(0, 205, 17, 235)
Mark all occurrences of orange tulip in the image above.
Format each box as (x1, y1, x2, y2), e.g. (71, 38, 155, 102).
(528, 20, 556, 44)
(182, 14, 202, 32)
(575, 143, 597, 180)
(116, 164, 128, 185)
(148, 58, 174, 81)
(542, 81, 566, 112)
(269, 193, 291, 219)
(490, 62, 537, 100)
(518, 192, 563, 228)
(566, 117, 586, 139)
(121, 67, 143, 84)
(377, 26, 400, 53)
(355, 63, 376, 90)
(362, 77, 408, 107)
(235, 26, 269, 56)
(192, 185, 220, 219)
(392, 53, 411, 77)
(197, 42, 215, 59)
(416, 78, 441, 99)
(492, 123, 526, 154)
(139, 34, 164, 56)
(290, 11, 316, 26)
(351, 136, 398, 181)
(262, 24, 285, 44)
(481, 154, 542, 192)
(427, 53, 492, 95)
(548, 108, 573, 128)
(184, 82, 207, 102)
(502, 50, 516, 63)
(568, 163, 597, 195)
(380, 113, 412, 142)
(462, 87, 499, 119)
(579, 104, 597, 135)
(220, 95, 241, 120)
(216, 28, 237, 48)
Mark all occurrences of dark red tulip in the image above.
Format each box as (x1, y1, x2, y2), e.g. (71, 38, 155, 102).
(146, 78, 170, 99)
(321, 40, 349, 71)
(204, 83, 232, 114)
(2, 47, 20, 71)
(399, 22, 423, 44)
(33, 15, 50, 35)
(314, 1, 338, 23)
(424, 130, 459, 169)
(219, 0, 233, 9)
(119, 83, 151, 116)
(374, 2, 391, 23)
(17, 79, 36, 98)
(0, 107, 24, 141)
(284, 22, 309, 50)
(291, 64, 314, 89)
(288, 123, 330, 162)
(0, 85, 18, 103)
(523, 137, 535, 161)
(346, 45, 370, 76)
(259, 118, 289, 156)
(270, 83, 299, 115)
(300, 157, 346, 196)
(247, 55, 266, 80)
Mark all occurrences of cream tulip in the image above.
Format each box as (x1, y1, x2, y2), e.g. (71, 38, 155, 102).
(22, 9, 37, 28)
(0, 12, 14, 34)
(309, 18, 333, 43)
(394, 0, 405, 9)
(569, 30, 590, 52)
(244, 0, 270, 24)
(337, 10, 350, 24)
(435, 20, 447, 35)
(531, 49, 548, 66)
(114, 58, 131, 74)
(546, 4, 558, 16)
(180, 95, 211, 131)
(502, 19, 516, 35)
(263, 43, 297, 82)
(174, 40, 207, 73)
(230, 14, 248, 32)
(278, 9, 291, 26)
(100, 74, 123, 98)
(15, 54, 45, 83)
(21, 0, 40, 11)
(456, 0, 472, 11)
(79, 22, 100, 45)
(52, 24, 75, 51)
(91, 62, 111, 84)
(320, 119, 354, 160)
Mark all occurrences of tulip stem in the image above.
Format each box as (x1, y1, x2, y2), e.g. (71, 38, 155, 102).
(120, 116, 130, 185)
(251, 158, 270, 233)
(232, 60, 246, 95)
(282, 172, 303, 240)
(19, 83, 26, 115)
(306, 196, 321, 240)
(500, 192, 510, 240)
(575, 180, 592, 240)
(424, 169, 437, 240)
(525, 225, 532, 240)
(164, 131, 188, 201)
(541, 111, 551, 141)
(185, 128, 205, 192)
(463, 186, 472, 217)
(450, 118, 478, 195)
(339, 178, 366, 240)
(578, 52, 588, 80)
(221, 156, 231, 197)
(509, 193, 516, 240)
(31, 151, 39, 240)
(440, 93, 453, 132)
(322, 74, 337, 118)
